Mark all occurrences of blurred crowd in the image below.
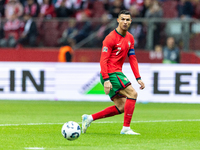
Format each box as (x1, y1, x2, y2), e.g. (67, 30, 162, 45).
(0, 0, 200, 49)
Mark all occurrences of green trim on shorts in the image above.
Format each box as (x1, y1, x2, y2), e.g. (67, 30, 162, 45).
(100, 72, 131, 100)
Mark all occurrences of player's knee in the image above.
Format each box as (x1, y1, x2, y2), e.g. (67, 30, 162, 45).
(117, 106, 124, 113)
(115, 100, 125, 113)
(118, 103, 125, 113)
(133, 91, 138, 99)
(127, 89, 137, 99)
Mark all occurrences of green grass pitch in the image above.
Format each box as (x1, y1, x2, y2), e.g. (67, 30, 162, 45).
(0, 100, 200, 150)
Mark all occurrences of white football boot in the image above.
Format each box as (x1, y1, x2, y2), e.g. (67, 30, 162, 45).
(81, 114, 92, 133)
(120, 129, 140, 135)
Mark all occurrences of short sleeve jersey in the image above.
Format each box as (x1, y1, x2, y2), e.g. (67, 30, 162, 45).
(100, 29, 140, 80)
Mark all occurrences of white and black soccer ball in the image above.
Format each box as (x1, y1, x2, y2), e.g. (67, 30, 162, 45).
(61, 121, 81, 141)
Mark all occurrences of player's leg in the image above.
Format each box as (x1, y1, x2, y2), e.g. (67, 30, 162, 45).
(82, 96, 124, 133)
(92, 103, 121, 120)
(119, 85, 140, 135)
(82, 72, 131, 134)
(82, 73, 122, 133)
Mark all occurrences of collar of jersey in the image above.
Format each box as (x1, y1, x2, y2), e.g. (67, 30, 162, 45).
(115, 29, 126, 37)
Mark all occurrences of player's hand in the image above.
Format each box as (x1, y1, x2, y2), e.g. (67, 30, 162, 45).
(137, 80, 145, 90)
(104, 80, 112, 95)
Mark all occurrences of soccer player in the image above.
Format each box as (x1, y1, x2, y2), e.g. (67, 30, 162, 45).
(82, 10, 145, 135)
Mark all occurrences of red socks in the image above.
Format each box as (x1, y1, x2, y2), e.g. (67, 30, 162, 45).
(123, 98, 136, 127)
(92, 105, 121, 121)
(91, 98, 136, 127)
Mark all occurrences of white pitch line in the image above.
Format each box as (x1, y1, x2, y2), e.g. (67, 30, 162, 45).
(0, 123, 63, 127)
(0, 119, 200, 127)
(24, 147, 45, 150)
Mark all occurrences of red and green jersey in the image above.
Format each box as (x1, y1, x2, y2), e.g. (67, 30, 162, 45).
(100, 29, 141, 81)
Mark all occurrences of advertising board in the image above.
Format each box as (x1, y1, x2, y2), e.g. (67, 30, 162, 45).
(0, 62, 199, 103)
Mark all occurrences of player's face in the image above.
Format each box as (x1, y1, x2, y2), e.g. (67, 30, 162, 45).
(117, 14, 132, 31)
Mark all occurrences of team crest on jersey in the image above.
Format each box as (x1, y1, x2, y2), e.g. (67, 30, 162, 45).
(102, 46, 108, 52)
(128, 41, 131, 48)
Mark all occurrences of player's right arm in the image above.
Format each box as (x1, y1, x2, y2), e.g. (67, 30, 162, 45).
(100, 36, 114, 94)
(100, 36, 114, 81)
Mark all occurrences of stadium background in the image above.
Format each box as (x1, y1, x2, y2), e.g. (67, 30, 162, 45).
(0, 1, 200, 149)
(0, 0, 200, 102)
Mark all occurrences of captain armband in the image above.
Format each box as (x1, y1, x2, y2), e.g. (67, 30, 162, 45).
(128, 49, 135, 56)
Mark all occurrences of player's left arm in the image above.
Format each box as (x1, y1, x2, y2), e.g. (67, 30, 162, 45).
(128, 37, 145, 90)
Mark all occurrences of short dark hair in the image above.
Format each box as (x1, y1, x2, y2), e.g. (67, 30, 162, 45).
(118, 10, 131, 18)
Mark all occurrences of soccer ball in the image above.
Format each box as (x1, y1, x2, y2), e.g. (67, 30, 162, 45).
(61, 121, 81, 141)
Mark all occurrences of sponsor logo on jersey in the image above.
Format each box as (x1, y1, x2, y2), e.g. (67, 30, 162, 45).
(102, 47, 108, 52)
